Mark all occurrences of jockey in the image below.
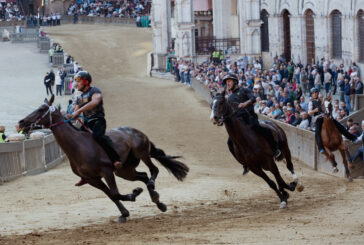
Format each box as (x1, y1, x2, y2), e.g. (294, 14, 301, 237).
(308, 87, 357, 153)
(68, 71, 122, 186)
(223, 74, 281, 166)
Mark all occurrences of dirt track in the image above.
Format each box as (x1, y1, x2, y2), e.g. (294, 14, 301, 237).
(1, 25, 364, 244)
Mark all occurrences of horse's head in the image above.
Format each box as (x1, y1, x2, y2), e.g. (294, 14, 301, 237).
(18, 95, 58, 134)
(210, 90, 230, 126)
(324, 101, 333, 119)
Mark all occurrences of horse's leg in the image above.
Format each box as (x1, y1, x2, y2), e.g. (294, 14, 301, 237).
(323, 148, 339, 173)
(140, 156, 167, 212)
(339, 145, 353, 182)
(83, 176, 130, 223)
(227, 138, 248, 175)
(141, 156, 159, 190)
(267, 159, 297, 194)
(281, 143, 304, 192)
(102, 169, 143, 202)
(249, 166, 287, 209)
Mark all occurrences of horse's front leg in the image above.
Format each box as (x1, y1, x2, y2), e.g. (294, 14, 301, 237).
(85, 175, 131, 223)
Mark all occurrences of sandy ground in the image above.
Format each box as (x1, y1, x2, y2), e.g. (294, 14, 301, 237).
(1, 24, 364, 244)
(0, 42, 70, 134)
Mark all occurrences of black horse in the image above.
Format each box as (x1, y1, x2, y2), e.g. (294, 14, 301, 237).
(210, 91, 303, 208)
(18, 95, 189, 222)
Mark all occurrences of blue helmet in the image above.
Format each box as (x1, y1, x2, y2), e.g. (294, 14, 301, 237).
(311, 88, 319, 93)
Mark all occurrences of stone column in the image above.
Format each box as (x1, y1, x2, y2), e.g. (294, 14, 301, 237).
(174, 0, 195, 58)
(151, 0, 171, 70)
(240, 0, 261, 60)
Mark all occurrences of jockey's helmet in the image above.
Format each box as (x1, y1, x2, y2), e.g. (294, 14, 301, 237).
(222, 74, 239, 86)
(75, 71, 92, 86)
(310, 87, 319, 93)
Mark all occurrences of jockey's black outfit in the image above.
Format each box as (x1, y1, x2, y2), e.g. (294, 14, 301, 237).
(223, 75, 280, 171)
(77, 86, 121, 164)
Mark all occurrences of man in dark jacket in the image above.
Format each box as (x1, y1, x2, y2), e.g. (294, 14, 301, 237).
(223, 74, 281, 174)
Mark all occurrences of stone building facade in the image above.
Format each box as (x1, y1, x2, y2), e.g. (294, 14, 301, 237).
(152, 0, 364, 71)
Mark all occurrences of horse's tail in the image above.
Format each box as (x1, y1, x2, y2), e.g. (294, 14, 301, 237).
(150, 142, 189, 181)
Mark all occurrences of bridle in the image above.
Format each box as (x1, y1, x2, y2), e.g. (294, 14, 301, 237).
(213, 96, 248, 123)
(29, 103, 57, 131)
(29, 103, 92, 133)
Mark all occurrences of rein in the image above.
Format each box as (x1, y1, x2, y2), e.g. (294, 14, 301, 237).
(31, 103, 91, 133)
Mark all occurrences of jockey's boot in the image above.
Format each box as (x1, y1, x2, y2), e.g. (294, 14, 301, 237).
(113, 161, 123, 171)
(75, 178, 87, 187)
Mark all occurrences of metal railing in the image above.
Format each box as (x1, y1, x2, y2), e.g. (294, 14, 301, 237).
(195, 37, 240, 55)
(0, 134, 66, 184)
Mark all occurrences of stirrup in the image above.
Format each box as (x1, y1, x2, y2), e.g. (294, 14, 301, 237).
(274, 149, 281, 159)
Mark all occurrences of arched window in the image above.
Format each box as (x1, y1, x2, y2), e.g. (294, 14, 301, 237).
(358, 10, 364, 62)
(260, 10, 269, 52)
(282, 10, 291, 61)
(305, 9, 315, 64)
(331, 10, 342, 58)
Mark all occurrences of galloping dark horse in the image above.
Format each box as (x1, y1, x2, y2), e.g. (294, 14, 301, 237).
(210, 91, 303, 209)
(18, 95, 189, 222)
(320, 103, 353, 181)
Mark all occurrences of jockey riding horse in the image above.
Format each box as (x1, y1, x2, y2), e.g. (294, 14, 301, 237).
(223, 74, 281, 174)
(308, 87, 357, 154)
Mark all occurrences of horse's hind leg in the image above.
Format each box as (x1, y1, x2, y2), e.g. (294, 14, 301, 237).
(84, 176, 130, 223)
(281, 143, 304, 192)
(140, 156, 167, 212)
(339, 146, 353, 182)
(249, 167, 287, 209)
(323, 148, 339, 173)
(268, 160, 297, 194)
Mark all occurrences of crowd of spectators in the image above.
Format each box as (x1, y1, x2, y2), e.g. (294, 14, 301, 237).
(0, 2, 23, 21)
(170, 52, 364, 134)
(67, 0, 151, 19)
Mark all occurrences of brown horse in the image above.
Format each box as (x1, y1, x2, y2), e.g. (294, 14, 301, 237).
(319, 103, 353, 181)
(210, 92, 303, 209)
(18, 95, 189, 222)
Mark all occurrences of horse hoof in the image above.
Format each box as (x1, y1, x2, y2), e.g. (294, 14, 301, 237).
(296, 184, 304, 192)
(133, 187, 143, 196)
(348, 177, 353, 182)
(332, 167, 339, 173)
(349, 163, 355, 169)
(117, 216, 127, 223)
(157, 202, 167, 212)
(280, 201, 287, 209)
